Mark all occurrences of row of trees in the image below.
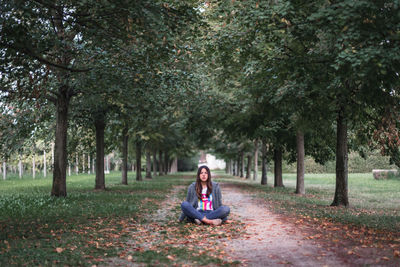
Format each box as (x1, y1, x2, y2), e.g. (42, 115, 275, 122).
(0, 149, 130, 180)
(1, 145, 53, 179)
(0, 0, 208, 195)
(2, 1, 400, 208)
(201, 0, 400, 206)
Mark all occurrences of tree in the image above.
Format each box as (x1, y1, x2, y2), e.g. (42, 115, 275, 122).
(1, 0, 202, 195)
(309, 0, 400, 206)
(1, 1, 132, 195)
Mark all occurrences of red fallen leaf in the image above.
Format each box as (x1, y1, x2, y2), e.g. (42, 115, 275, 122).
(394, 250, 400, 257)
(4, 240, 10, 250)
(167, 255, 175, 260)
(55, 247, 64, 253)
(381, 257, 390, 261)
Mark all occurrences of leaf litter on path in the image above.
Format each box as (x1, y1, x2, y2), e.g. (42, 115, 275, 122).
(221, 182, 400, 267)
(101, 179, 400, 267)
(101, 185, 245, 266)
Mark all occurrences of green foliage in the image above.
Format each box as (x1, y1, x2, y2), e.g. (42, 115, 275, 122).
(202, 0, 400, 194)
(281, 151, 397, 174)
(178, 155, 200, 171)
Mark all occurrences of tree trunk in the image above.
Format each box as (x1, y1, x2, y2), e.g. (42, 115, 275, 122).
(105, 155, 110, 174)
(95, 115, 106, 190)
(152, 149, 157, 177)
(164, 151, 169, 175)
(240, 151, 244, 178)
(170, 157, 178, 173)
(82, 153, 85, 173)
(51, 142, 55, 171)
(253, 139, 259, 181)
(237, 155, 240, 176)
(296, 130, 305, 194)
(274, 147, 284, 187)
(235, 158, 239, 176)
(87, 154, 90, 174)
(136, 141, 142, 181)
(51, 91, 69, 197)
(75, 154, 79, 174)
(331, 106, 349, 206)
(121, 127, 128, 185)
(169, 158, 173, 172)
(32, 153, 36, 179)
(261, 141, 268, 185)
(19, 154, 22, 179)
(68, 163, 71, 176)
(43, 150, 47, 177)
(246, 155, 252, 179)
(2, 160, 6, 180)
(145, 149, 152, 178)
(158, 150, 163, 176)
(115, 160, 119, 171)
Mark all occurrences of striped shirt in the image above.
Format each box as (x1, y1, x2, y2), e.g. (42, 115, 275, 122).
(197, 188, 213, 211)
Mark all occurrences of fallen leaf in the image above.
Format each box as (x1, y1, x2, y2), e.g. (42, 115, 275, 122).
(55, 247, 64, 253)
(167, 255, 175, 261)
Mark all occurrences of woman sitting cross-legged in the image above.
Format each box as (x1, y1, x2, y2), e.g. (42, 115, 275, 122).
(179, 165, 230, 226)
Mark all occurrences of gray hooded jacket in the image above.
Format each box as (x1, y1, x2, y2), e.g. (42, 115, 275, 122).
(179, 181, 222, 222)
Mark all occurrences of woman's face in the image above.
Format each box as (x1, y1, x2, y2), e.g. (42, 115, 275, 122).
(199, 168, 208, 182)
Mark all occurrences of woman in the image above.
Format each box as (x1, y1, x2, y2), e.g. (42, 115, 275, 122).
(179, 165, 230, 226)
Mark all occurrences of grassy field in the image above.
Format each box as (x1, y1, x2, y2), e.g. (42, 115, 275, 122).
(0, 172, 194, 266)
(215, 171, 400, 232)
(1, 171, 399, 266)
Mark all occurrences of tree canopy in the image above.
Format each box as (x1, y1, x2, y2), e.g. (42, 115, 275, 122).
(1, 0, 400, 206)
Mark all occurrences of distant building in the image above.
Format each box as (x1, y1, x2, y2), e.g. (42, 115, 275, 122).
(198, 151, 226, 170)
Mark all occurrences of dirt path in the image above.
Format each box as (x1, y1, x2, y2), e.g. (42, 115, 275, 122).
(221, 183, 349, 267)
(102, 180, 396, 266)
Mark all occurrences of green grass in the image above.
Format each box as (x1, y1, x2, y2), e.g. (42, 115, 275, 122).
(2, 170, 399, 266)
(0, 171, 193, 266)
(214, 171, 400, 232)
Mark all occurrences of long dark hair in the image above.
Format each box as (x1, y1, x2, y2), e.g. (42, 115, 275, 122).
(195, 165, 213, 199)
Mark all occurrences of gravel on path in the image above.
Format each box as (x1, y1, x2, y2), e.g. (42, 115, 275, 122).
(221, 183, 349, 267)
